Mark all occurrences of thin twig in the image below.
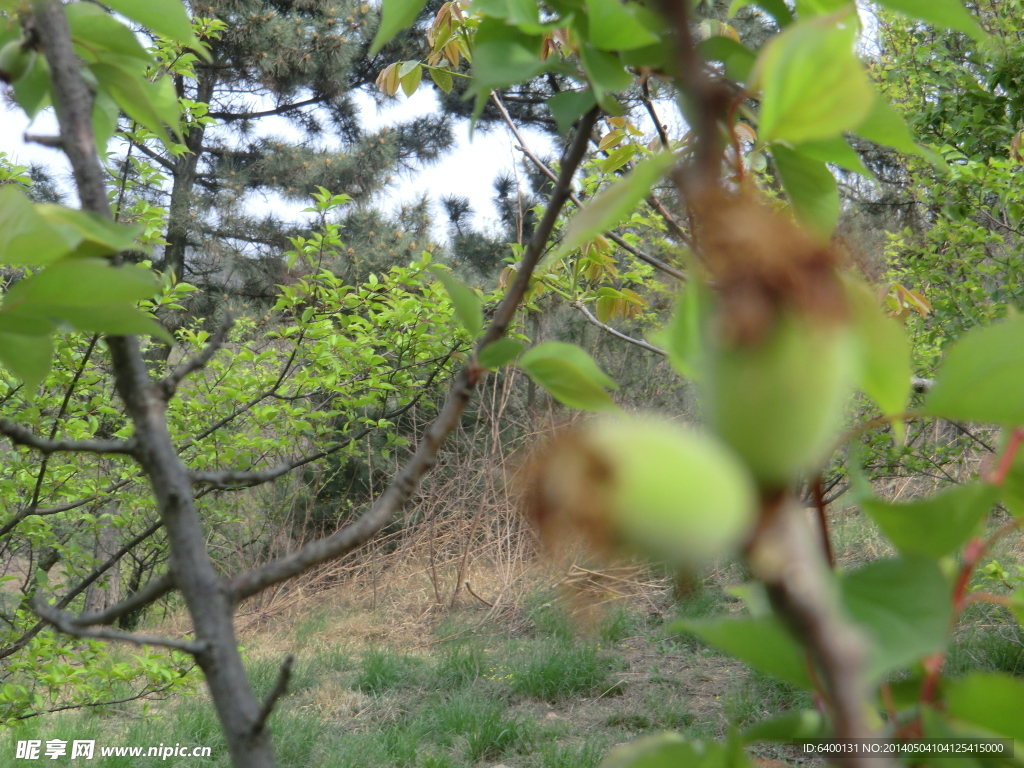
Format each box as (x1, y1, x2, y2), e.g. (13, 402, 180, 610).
(253, 655, 294, 733)
(573, 301, 666, 355)
(160, 315, 234, 400)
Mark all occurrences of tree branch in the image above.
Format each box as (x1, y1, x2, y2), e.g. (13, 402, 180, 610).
(32, 595, 206, 654)
(226, 106, 602, 604)
(253, 655, 293, 733)
(573, 301, 667, 356)
(490, 92, 687, 282)
(64, 570, 176, 627)
(160, 315, 234, 400)
(207, 97, 321, 121)
(0, 419, 136, 456)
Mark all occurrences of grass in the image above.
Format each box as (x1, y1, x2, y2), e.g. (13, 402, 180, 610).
(505, 638, 622, 702)
(9, 559, 1024, 768)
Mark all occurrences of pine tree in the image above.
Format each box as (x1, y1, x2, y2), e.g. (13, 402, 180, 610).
(128, 0, 455, 310)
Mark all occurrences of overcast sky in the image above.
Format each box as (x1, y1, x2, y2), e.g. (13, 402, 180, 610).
(0, 83, 556, 243)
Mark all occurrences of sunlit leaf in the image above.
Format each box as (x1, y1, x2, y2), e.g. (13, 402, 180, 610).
(0, 331, 52, 394)
(754, 13, 874, 145)
(478, 338, 523, 368)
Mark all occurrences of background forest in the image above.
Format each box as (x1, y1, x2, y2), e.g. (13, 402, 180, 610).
(2, 0, 1024, 764)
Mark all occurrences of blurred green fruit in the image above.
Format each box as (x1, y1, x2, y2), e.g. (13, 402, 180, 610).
(0, 40, 35, 84)
(526, 418, 756, 569)
(705, 313, 855, 487)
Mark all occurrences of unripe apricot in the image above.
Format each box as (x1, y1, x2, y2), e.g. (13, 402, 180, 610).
(525, 417, 756, 569)
(705, 313, 855, 488)
(0, 40, 35, 84)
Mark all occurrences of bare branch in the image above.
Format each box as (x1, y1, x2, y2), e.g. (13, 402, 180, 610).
(67, 571, 176, 627)
(253, 655, 294, 733)
(573, 301, 667, 356)
(32, 595, 206, 654)
(23, 133, 63, 148)
(160, 315, 234, 400)
(0, 419, 136, 456)
(227, 107, 602, 604)
(490, 92, 688, 282)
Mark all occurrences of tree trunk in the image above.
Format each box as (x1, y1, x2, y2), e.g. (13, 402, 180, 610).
(84, 504, 121, 615)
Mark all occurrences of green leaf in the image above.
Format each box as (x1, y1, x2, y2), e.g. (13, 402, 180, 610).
(400, 63, 423, 97)
(547, 89, 597, 135)
(599, 733, 736, 768)
(670, 616, 813, 689)
(520, 341, 617, 389)
(12, 54, 52, 119)
(427, 66, 453, 93)
(90, 61, 180, 146)
(601, 144, 637, 174)
(580, 43, 633, 102)
(728, 0, 793, 26)
(771, 144, 838, 239)
(478, 338, 524, 369)
(36, 205, 144, 258)
(793, 136, 872, 177)
(430, 267, 483, 338)
(553, 151, 676, 261)
(3, 259, 160, 310)
(742, 710, 824, 743)
(66, 2, 150, 61)
(855, 96, 946, 169)
(649, 278, 710, 380)
(41, 304, 172, 340)
(840, 555, 951, 679)
(100, 0, 199, 47)
(923, 316, 1024, 426)
(861, 483, 996, 559)
(0, 331, 53, 394)
(92, 89, 121, 151)
(755, 13, 874, 145)
(519, 356, 619, 412)
(585, 0, 659, 51)
(470, 19, 546, 93)
(874, 0, 985, 41)
(0, 187, 78, 265)
(945, 673, 1024, 741)
(696, 37, 756, 84)
(845, 277, 911, 420)
(519, 342, 618, 412)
